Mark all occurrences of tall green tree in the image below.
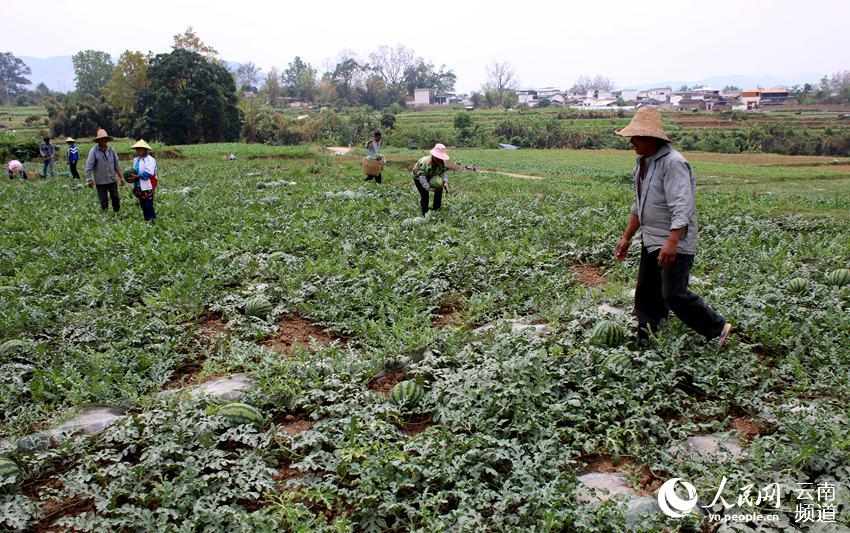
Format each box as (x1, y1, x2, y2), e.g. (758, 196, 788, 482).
(172, 26, 218, 59)
(133, 49, 242, 144)
(282, 57, 318, 101)
(105, 51, 149, 115)
(0, 52, 31, 118)
(264, 67, 282, 107)
(72, 50, 114, 97)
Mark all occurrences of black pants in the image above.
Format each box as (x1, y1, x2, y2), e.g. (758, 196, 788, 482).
(365, 173, 382, 184)
(413, 178, 442, 215)
(635, 246, 725, 342)
(8, 170, 25, 180)
(69, 161, 80, 179)
(96, 182, 120, 212)
(138, 197, 156, 221)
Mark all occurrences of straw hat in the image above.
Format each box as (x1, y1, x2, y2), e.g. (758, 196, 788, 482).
(615, 107, 671, 142)
(430, 143, 450, 161)
(131, 139, 153, 151)
(93, 129, 113, 141)
(64, 137, 76, 144)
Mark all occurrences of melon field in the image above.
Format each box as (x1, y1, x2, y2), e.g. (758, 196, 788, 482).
(0, 144, 848, 531)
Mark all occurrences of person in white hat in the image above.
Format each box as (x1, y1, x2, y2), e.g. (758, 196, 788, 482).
(65, 137, 80, 179)
(126, 140, 157, 222)
(85, 129, 124, 212)
(411, 143, 450, 215)
(613, 108, 732, 347)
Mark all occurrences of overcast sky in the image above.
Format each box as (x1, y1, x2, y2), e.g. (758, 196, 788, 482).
(2, 0, 848, 92)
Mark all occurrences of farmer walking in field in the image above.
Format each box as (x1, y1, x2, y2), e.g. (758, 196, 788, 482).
(614, 108, 732, 347)
(85, 129, 124, 212)
(412, 143, 450, 215)
(65, 137, 80, 179)
(39, 137, 56, 178)
(364, 131, 384, 184)
(126, 140, 158, 222)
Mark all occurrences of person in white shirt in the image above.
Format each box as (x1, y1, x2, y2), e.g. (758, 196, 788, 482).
(127, 140, 158, 222)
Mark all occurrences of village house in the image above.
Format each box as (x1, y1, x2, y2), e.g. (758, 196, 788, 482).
(409, 88, 453, 107)
(740, 88, 791, 109)
(517, 89, 539, 107)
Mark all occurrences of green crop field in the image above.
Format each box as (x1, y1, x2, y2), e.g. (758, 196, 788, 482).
(0, 145, 848, 530)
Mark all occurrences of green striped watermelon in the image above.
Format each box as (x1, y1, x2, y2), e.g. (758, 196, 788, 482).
(0, 339, 25, 354)
(401, 217, 428, 228)
(787, 277, 809, 294)
(0, 457, 20, 484)
(825, 268, 850, 287)
(389, 380, 424, 409)
(590, 321, 626, 347)
(123, 168, 135, 181)
(429, 176, 443, 189)
(245, 296, 273, 318)
(601, 353, 632, 375)
(218, 402, 264, 428)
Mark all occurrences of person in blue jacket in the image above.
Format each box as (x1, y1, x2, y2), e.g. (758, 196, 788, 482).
(65, 137, 80, 179)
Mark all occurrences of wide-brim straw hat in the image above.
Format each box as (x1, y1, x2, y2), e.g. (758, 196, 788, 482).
(93, 129, 113, 141)
(430, 143, 450, 161)
(131, 139, 153, 151)
(615, 107, 671, 142)
(64, 137, 76, 144)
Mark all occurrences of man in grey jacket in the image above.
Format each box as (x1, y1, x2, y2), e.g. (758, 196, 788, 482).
(85, 129, 124, 212)
(614, 108, 732, 347)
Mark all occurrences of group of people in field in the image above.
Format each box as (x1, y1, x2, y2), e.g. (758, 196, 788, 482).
(363, 109, 731, 347)
(6, 129, 158, 222)
(5, 108, 731, 346)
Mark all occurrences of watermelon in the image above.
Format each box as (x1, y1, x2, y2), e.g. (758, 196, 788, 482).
(429, 176, 444, 189)
(787, 277, 809, 294)
(590, 320, 626, 347)
(123, 168, 135, 181)
(218, 402, 264, 428)
(245, 296, 273, 318)
(0, 457, 20, 484)
(401, 217, 428, 228)
(825, 268, 850, 287)
(389, 380, 424, 408)
(0, 339, 25, 354)
(601, 353, 632, 375)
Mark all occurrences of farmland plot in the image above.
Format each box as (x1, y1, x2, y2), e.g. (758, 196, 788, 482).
(0, 146, 848, 531)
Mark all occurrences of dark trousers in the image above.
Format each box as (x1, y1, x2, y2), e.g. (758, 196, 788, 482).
(413, 178, 442, 215)
(365, 173, 382, 184)
(8, 170, 25, 180)
(635, 246, 725, 342)
(69, 161, 80, 179)
(96, 182, 120, 212)
(138, 197, 156, 221)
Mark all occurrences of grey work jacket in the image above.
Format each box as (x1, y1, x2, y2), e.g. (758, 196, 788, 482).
(630, 145, 699, 254)
(85, 146, 121, 185)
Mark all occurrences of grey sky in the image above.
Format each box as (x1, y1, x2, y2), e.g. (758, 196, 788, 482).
(3, 0, 848, 93)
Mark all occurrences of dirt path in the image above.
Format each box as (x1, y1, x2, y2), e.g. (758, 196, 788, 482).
(480, 170, 545, 180)
(326, 147, 352, 156)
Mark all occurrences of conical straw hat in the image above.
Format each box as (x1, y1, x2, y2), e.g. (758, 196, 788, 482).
(131, 139, 152, 151)
(615, 107, 671, 142)
(64, 137, 76, 143)
(93, 129, 113, 141)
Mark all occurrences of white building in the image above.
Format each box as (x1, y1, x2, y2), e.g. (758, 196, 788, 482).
(517, 90, 539, 107)
(619, 89, 639, 101)
(640, 87, 672, 102)
(413, 88, 435, 106)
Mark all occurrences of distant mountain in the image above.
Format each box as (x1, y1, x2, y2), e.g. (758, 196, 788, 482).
(20, 56, 76, 92)
(625, 73, 824, 91)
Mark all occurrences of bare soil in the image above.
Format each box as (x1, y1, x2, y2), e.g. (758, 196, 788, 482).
(399, 413, 434, 436)
(264, 315, 343, 356)
(570, 263, 606, 287)
(25, 479, 95, 532)
(433, 295, 463, 326)
(197, 311, 230, 339)
(369, 370, 406, 394)
(730, 415, 767, 441)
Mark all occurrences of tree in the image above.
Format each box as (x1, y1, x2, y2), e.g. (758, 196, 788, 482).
(173, 26, 218, 59)
(0, 52, 31, 118)
(72, 50, 114, 97)
(282, 57, 318, 101)
(722, 85, 740, 91)
(264, 67, 282, 107)
(133, 49, 242, 144)
(483, 60, 517, 107)
(45, 93, 120, 138)
(369, 45, 416, 97)
(329, 56, 366, 105)
(105, 51, 149, 115)
(570, 75, 614, 95)
(234, 62, 262, 91)
(404, 59, 456, 95)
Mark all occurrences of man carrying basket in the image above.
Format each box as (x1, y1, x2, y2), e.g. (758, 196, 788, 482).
(363, 131, 384, 184)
